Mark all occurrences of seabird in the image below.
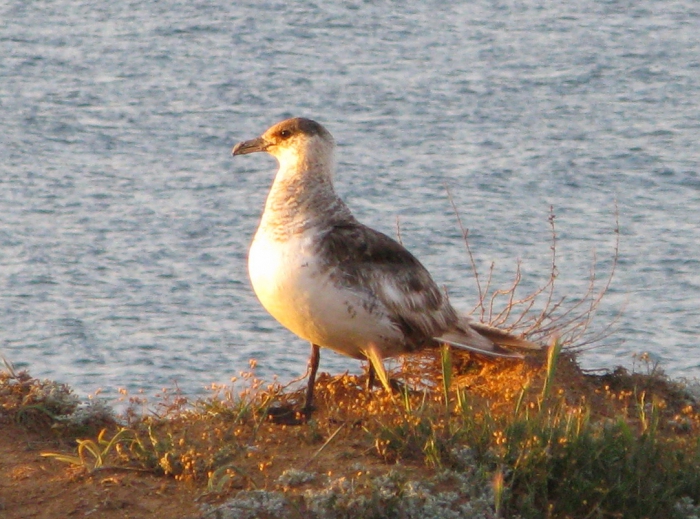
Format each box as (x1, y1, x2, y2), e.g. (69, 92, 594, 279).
(232, 117, 539, 416)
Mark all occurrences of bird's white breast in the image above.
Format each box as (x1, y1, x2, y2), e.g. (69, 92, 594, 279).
(248, 230, 314, 333)
(248, 229, 401, 359)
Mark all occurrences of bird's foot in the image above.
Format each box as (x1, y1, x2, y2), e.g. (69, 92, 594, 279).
(364, 373, 406, 393)
(388, 378, 406, 393)
(266, 403, 314, 426)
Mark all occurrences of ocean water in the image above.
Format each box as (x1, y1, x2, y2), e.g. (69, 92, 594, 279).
(1, 0, 699, 400)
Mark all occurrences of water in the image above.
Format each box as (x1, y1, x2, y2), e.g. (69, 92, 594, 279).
(1, 0, 699, 401)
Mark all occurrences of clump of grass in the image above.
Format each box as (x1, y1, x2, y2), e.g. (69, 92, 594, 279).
(36, 364, 290, 486)
(504, 410, 700, 518)
(0, 357, 77, 427)
(370, 345, 700, 519)
(41, 427, 138, 473)
(0, 356, 113, 434)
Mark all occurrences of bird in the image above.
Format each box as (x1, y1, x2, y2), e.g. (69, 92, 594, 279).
(232, 117, 539, 417)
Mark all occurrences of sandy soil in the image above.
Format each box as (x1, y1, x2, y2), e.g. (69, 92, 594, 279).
(0, 423, 201, 519)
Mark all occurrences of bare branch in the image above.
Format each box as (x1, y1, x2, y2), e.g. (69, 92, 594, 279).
(449, 196, 621, 351)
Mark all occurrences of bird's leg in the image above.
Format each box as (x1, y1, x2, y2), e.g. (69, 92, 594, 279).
(303, 343, 321, 414)
(266, 344, 320, 426)
(366, 362, 376, 390)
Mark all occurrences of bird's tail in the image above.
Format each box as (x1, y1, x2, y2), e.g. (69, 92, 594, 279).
(435, 319, 542, 360)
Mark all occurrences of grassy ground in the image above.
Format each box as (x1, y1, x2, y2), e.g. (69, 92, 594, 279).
(2, 345, 700, 519)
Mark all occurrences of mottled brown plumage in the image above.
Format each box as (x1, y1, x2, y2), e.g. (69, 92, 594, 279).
(315, 222, 453, 354)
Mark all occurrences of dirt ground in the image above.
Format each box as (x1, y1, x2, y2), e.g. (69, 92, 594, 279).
(0, 423, 202, 519)
(1, 352, 696, 519)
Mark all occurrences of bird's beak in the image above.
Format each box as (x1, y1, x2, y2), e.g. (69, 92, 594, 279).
(232, 136, 268, 156)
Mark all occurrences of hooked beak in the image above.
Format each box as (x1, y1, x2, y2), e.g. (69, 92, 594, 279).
(232, 136, 268, 156)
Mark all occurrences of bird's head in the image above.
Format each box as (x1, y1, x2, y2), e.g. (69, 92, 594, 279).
(232, 118, 335, 171)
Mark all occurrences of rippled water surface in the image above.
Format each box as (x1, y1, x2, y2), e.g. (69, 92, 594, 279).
(2, 1, 699, 399)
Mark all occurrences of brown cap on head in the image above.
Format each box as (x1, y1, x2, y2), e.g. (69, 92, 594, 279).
(232, 118, 332, 156)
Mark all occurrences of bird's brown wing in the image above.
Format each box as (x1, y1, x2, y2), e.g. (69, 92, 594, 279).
(315, 222, 457, 350)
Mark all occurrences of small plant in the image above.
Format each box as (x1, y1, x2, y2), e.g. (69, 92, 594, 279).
(0, 357, 91, 430)
(445, 191, 621, 351)
(41, 428, 136, 473)
(539, 338, 563, 404)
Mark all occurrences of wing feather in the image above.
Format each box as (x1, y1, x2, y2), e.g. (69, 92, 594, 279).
(314, 222, 542, 358)
(315, 222, 456, 349)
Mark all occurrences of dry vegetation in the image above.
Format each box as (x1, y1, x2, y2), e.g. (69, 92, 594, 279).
(2, 208, 700, 518)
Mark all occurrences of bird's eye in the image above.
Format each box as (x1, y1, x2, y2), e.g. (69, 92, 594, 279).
(279, 129, 291, 139)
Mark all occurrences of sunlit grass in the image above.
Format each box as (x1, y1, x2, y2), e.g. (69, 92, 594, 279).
(3, 346, 700, 518)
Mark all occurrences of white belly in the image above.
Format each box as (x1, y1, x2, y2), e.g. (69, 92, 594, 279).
(248, 230, 400, 359)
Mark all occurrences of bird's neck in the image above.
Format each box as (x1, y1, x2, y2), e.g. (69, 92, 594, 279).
(259, 162, 354, 240)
